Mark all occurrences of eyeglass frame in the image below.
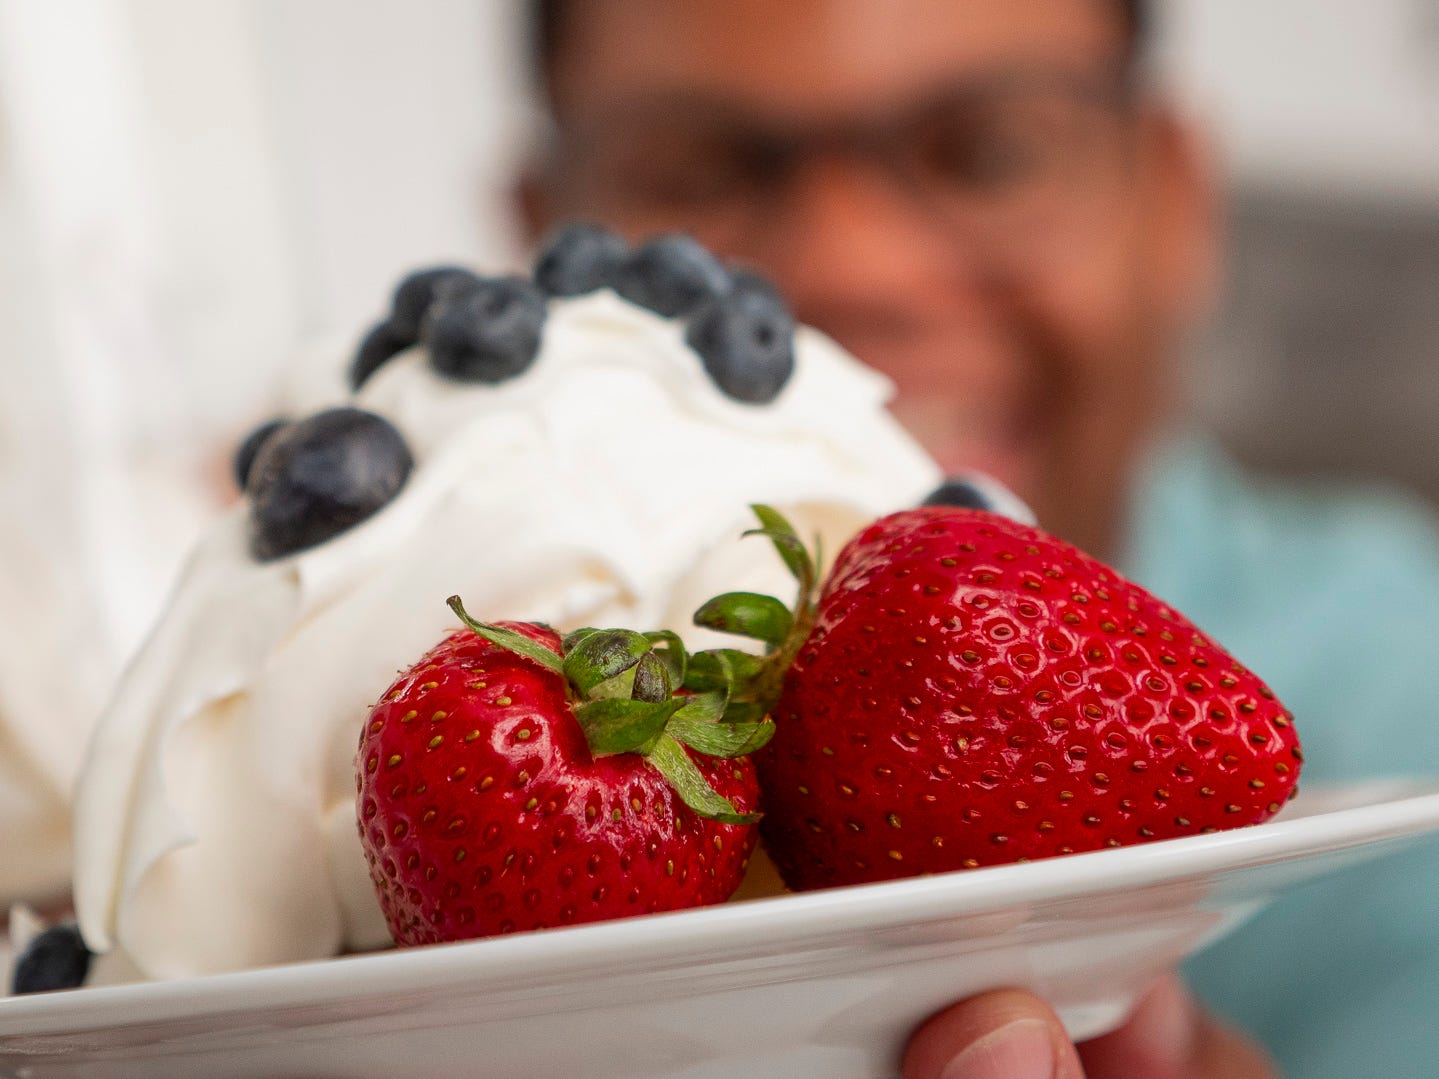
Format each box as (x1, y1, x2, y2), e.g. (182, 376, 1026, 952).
(536, 64, 1151, 268)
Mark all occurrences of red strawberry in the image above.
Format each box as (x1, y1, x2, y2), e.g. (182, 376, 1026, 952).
(356, 600, 767, 945)
(700, 506, 1302, 891)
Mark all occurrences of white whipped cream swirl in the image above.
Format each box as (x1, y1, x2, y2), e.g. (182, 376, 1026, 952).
(72, 291, 940, 978)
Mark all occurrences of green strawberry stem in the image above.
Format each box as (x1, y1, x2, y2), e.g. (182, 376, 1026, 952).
(448, 596, 563, 674)
(646, 735, 757, 826)
(686, 504, 820, 720)
(445, 594, 764, 825)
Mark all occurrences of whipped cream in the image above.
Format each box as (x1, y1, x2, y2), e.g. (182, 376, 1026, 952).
(72, 291, 940, 979)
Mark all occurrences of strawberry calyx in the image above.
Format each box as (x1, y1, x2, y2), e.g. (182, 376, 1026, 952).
(445, 595, 767, 825)
(686, 504, 820, 720)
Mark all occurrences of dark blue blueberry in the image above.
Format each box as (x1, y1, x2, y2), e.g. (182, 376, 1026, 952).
(922, 477, 996, 510)
(533, 223, 628, 297)
(685, 271, 796, 404)
(11, 925, 91, 995)
(350, 320, 413, 390)
(389, 266, 481, 340)
(921, 475, 1036, 525)
(233, 417, 289, 492)
(424, 276, 546, 384)
(615, 234, 731, 318)
(247, 407, 413, 561)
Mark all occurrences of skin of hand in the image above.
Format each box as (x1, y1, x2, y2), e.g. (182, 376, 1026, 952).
(900, 975, 1276, 1079)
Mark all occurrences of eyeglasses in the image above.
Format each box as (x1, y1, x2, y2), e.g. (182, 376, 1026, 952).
(545, 69, 1143, 267)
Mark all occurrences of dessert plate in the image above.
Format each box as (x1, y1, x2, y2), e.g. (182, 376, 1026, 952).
(4, 779, 1439, 1079)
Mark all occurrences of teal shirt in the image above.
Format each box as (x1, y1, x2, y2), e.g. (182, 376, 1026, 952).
(1120, 435, 1439, 1078)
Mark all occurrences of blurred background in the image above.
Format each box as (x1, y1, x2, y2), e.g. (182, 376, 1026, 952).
(0, 0, 1436, 651)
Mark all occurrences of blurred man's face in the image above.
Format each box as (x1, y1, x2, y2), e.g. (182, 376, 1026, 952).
(526, 0, 1213, 558)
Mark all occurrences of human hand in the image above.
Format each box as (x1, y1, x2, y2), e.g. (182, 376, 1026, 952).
(900, 975, 1275, 1079)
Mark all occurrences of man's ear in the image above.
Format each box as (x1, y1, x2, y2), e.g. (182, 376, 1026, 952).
(1142, 107, 1222, 333)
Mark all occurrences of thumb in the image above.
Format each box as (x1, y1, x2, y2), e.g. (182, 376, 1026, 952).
(901, 989, 1085, 1079)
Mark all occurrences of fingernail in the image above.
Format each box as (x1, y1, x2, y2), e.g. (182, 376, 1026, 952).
(939, 1017, 1057, 1079)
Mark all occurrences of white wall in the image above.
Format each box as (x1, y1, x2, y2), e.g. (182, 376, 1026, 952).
(1159, 0, 1439, 203)
(1156, 1, 1439, 500)
(249, 0, 532, 340)
(1, 0, 531, 440)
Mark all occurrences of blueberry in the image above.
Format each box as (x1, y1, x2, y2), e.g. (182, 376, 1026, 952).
(424, 276, 546, 384)
(390, 266, 480, 340)
(533, 223, 628, 297)
(11, 925, 91, 994)
(922, 477, 995, 510)
(615, 234, 731, 317)
(233, 417, 289, 492)
(921, 474, 1037, 525)
(685, 271, 796, 404)
(351, 320, 413, 390)
(247, 407, 413, 561)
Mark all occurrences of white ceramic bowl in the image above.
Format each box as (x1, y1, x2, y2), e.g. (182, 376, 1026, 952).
(3, 779, 1439, 1079)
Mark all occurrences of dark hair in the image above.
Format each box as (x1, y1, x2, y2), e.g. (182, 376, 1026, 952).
(531, 1, 1150, 97)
